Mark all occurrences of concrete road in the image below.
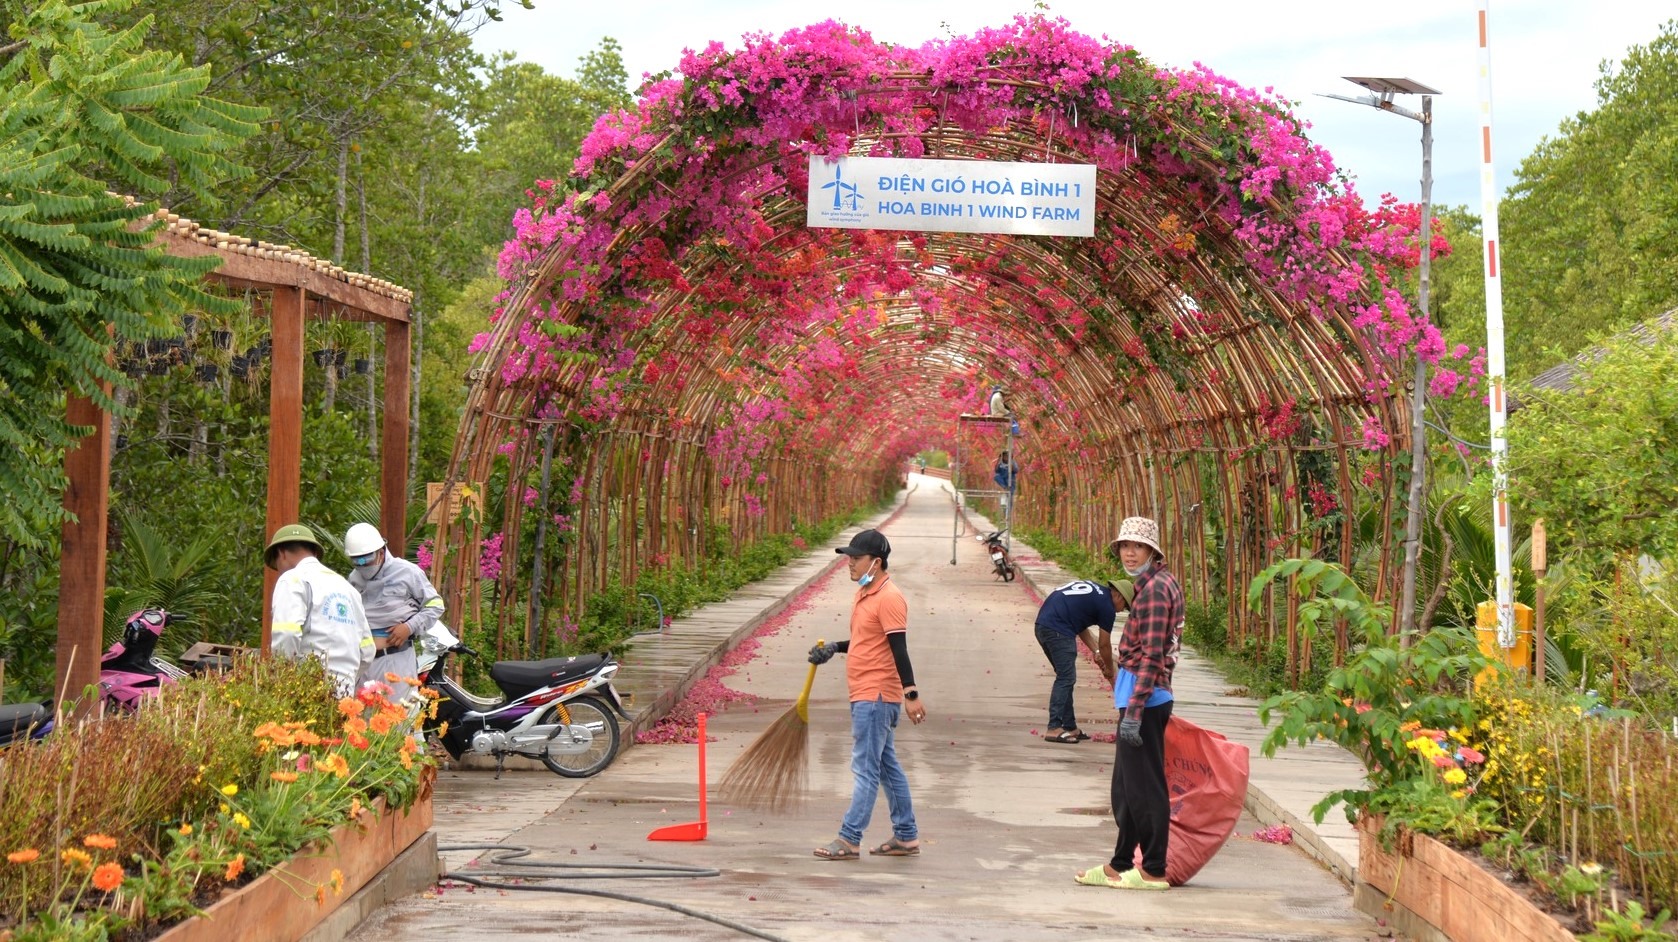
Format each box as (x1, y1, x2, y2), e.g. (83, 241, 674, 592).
(350, 484, 1377, 942)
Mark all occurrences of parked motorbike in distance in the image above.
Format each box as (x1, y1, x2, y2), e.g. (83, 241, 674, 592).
(0, 608, 186, 747)
(976, 527, 1016, 581)
(417, 642, 630, 779)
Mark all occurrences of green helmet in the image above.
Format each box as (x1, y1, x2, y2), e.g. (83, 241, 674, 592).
(265, 523, 322, 569)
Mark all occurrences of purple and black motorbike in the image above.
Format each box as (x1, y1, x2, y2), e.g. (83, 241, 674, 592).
(417, 643, 630, 778)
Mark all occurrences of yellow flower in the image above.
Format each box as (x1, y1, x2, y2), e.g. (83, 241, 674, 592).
(1451, 789, 1467, 800)
(330, 868, 345, 895)
(219, 803, 230, 814)
(1581, 862, 1604, 877)
(220, 783, 239, 797)
(233, 812, 252, 829)
(1443, 768, 1468, 785)
(178, 823, 193, 837)
(61, 848, 93, 870)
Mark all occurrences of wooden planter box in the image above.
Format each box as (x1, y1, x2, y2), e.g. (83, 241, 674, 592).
(1355, 815, 1574, 942)
(155, 790, 433, 942)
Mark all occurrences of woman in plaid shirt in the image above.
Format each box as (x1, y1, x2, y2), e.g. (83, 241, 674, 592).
(1076, 516, 1183, 891)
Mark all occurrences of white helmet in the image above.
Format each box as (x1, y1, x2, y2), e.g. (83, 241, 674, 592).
(344, 522, 387, 559)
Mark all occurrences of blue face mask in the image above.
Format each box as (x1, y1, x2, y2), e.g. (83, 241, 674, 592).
(1123, 560, 1152, 578)
(857, 559, 879, 587)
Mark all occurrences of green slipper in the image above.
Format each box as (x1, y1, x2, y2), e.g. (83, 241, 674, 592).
(1074, 865, 1122, 888)
(1114, 867, 1170, 890)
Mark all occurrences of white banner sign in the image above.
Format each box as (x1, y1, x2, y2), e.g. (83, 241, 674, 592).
(806, 156, 1097, 237)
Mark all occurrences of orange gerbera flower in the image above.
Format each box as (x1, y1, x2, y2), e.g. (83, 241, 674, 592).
(224, 854, 245, 882)
(293, 729, 323, 747)
(82, 833, 118, 851)
(7, 848, 40, 864)
(91, 862, 125, 892)
(337, 696, 363, 717)
(368, 712, 396, 735)
(270, 771, 300, 784)
(398, 750, 413, 769)
(343, 716, 367, 736)
(348, 732, 370, 750)
(315, 884, 328, 904)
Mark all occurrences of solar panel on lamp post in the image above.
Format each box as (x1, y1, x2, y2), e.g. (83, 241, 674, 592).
(1320, 76, 1441, 637)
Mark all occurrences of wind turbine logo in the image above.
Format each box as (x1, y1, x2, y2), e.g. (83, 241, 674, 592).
(821, 162, 862, 211)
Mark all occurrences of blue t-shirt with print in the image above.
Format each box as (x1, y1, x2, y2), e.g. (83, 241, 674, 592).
(1034, 580, 1117, 637)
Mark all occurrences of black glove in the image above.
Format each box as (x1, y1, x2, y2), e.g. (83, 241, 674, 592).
(808, 641, 839, 665)
(1118, 715, 1143, 747)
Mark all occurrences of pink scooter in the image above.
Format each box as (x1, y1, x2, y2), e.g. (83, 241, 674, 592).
(98, 608, 186, 711)
(0, 609, 184, 746)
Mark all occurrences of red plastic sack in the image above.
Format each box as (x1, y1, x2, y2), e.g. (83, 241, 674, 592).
(1132, 715, 1251, 885)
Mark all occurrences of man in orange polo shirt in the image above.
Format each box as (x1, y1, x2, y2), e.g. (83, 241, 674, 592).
(808, 528, 928, 860)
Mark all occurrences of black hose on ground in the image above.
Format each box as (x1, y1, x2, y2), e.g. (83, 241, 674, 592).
(437, 843, 790, 942)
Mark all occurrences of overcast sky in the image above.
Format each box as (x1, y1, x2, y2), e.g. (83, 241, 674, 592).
(472, 1, 1672, 210)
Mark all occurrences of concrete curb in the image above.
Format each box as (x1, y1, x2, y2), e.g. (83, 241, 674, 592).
(300, 831, 440, 942)
(959, 503, 1361, 886)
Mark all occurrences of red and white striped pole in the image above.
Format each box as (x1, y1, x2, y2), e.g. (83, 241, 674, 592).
(1476, 0, 1516, 648)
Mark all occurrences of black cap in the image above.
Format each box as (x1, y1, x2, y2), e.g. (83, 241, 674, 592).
(835, 529, 891, 559)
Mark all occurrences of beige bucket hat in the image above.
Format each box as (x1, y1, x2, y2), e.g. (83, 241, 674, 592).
(1109, 516, 1163, 558)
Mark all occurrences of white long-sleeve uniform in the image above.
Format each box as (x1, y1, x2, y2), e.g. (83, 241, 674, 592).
(270, 556, 375, 695)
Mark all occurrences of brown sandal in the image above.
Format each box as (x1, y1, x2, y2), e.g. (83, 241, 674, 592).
(869, 837, 920, 856)
(1045, 730, 1081, 743)
(813, 839, 859, 861)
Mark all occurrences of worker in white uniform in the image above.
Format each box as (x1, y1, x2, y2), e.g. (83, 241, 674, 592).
(265, 524, 375, 697)
(344, 522, 444, 702)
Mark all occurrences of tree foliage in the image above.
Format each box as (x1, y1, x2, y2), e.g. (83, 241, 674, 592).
(0, 0, 260, 546)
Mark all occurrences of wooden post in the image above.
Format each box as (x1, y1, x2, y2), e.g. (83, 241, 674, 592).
(56, 390, 113, 709)
(263, 286, 306, 651)
(381, 319, 411, 553)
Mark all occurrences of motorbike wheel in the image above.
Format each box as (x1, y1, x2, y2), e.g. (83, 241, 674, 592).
(539, 696, 620, 778)
(1002, 561, 1016, 582)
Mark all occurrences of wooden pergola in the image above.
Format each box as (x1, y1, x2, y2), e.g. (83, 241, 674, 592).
(54, 209, 414, 702)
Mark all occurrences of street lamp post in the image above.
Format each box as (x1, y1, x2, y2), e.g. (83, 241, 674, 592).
(1321, 76, 1441, 636)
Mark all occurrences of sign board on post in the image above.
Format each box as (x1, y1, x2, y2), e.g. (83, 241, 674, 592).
(425, 482, 481, 525)
(806, 156, 1097, 238)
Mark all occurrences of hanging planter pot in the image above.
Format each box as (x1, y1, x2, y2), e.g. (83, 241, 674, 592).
(182, 314, 199, 336)
(353, 358, 372, 375)
(311, 348, 334, 367)
(211, 329, 234, 351)
(195, 364, 219, 384)
(148, 360, 170, 376)
(229, 356, 250, 380)
(332, 349, 348, 367)
(335, 363, 349, 380)
(178, 347, 195, 366)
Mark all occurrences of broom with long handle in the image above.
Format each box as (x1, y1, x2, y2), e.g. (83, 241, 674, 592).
(718, 642, 822, 813)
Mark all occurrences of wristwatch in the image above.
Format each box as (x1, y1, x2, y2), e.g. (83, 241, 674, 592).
(904, 689, 920, 701)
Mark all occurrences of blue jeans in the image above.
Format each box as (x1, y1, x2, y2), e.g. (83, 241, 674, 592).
(839, 697, 917, 846)
(1035, 623, 1080, 732)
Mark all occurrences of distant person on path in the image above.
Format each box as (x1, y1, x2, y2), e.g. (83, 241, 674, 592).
(1076, 516, 1183, 891)
(264, 524, 374, 697)
(807, 528, 927, 860)
(345, 522, 444, 701)
(1036, 578, 1135, 743)
(993, 452, 1019, 512)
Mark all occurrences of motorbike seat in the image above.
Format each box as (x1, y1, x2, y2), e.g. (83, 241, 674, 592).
(0, 701, 50, 735)
(490, 654, 608, 697)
